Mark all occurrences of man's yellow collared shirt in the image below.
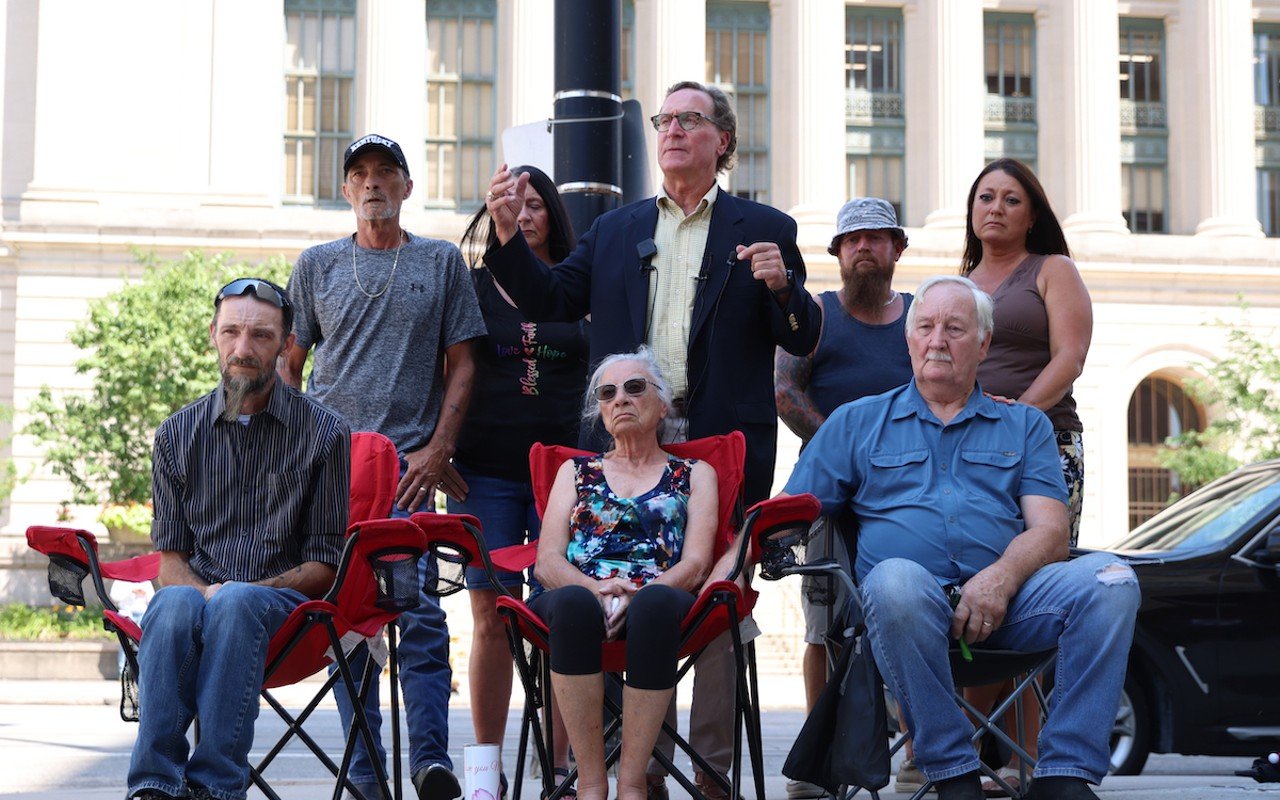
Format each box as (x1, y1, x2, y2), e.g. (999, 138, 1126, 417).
(649, 183, 719, 400)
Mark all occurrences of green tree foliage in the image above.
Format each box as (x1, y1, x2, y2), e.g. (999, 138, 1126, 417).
(1158, 307, 1280, 489)
(26, 251, 292, 504)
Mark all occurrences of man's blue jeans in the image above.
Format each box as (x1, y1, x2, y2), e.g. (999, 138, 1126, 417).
(861, 552, 1139, 785)
(126, 582, 305, 800)
(335, 502, 453, 784)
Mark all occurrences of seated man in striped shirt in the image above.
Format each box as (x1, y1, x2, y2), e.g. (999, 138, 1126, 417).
(125, 278, 351, 800)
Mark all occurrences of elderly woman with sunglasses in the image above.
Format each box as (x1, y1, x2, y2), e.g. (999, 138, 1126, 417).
(528, 347, 718, 800)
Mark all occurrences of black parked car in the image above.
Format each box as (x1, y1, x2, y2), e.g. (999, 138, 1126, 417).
(1105, 460, 1280, 774)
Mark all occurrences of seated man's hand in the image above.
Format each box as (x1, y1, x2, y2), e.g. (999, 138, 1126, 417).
(949, 566, 1016, 644)
(202, 582, 225, 601)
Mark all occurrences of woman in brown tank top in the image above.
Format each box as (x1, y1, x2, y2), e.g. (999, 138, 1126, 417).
(959, 159, 1093, 796)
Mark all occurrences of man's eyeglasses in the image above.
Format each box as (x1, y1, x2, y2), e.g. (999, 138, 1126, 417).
(216, 278, 291, 311)
(650, 111, 715, 133)
(594, 378, 651, 403)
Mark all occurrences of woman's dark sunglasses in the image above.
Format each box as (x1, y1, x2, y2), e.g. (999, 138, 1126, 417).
(594, 378, 650, 402)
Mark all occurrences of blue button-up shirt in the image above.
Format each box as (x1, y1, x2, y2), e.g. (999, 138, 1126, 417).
(784, 380, 1067, 583)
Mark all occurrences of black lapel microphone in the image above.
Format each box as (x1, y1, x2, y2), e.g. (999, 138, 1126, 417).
(637, 238, 658, 272)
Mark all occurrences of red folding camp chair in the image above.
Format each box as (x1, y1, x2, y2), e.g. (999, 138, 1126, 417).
(24, 430, 422, 800)
(412, 432, 821, 800)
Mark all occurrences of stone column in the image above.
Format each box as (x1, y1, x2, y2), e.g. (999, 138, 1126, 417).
(1035, 0, 1128, 235)
(768, 0, 846, 229)
(902, 0, 984, 230)
(634, 0, 706, 189)
(497, 0, 555, 132)
(357, 0, 426, 176)
(1167, 0, 1263, 237)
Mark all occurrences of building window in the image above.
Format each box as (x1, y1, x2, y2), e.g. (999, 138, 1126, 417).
(1122, 164, 1166, 233)
(283, 0, 356, 204)
(983, 13, 1036, 168)
(621, 0, 636, 102)
(425, 0, 497, 209)
(1127, 375, 1206, 528)
(706, 1, 770, 203)
(847, 155, 903, 222)
(846, 7, 905, 218)
(1119, 18, 1168, 233)
(1259, 168, 1280, 236)
(1255, 25, 1280, 235)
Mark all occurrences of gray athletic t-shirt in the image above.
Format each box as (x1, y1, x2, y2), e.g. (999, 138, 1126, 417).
(288, 233, 487, 454)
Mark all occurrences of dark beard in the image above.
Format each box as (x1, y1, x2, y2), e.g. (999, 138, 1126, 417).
(844, 268, 894, 313)
(221, 366, 270, 422)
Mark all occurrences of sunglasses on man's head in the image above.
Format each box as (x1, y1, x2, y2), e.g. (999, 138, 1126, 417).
(215, 278, 291, 312)
(594, 378, 651, 402)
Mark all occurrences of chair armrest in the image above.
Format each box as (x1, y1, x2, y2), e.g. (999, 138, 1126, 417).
(723, 493, 822, 582)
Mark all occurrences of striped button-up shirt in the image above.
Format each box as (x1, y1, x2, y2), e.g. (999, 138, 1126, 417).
(650, 183, 719, 400)
(151, 379, 350, 584)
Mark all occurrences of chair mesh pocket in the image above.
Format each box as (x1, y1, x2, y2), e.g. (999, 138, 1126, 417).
(47, 556, 89, 606)
(370, 548, 422, 612)
(758, 525, 810, 582)
(120, 647, 140, 723)
(424, 544, 469, 598)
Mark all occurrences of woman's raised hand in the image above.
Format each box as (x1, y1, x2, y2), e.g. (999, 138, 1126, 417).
(485, 164, 530, 245)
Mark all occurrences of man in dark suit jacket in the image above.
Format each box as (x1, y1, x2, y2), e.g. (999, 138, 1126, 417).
(483, 80, 820, 799)
(484, 80, 819, 507)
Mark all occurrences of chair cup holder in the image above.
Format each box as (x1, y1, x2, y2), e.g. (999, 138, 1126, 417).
(47, 556, 90, 607)
(370, 549, 422, 612)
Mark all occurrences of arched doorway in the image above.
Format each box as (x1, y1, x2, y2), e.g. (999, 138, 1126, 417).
(1127, 374, 1206, 528)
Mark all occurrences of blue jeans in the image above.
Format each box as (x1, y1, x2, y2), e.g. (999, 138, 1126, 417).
(446, 462, 540, 590)
(127, 583, 306, 800)
(861, 552, 1139, 785)
(335, 491, 453, 784)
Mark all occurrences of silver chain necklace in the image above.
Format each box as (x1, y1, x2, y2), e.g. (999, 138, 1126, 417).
(352, 231, 404, 299)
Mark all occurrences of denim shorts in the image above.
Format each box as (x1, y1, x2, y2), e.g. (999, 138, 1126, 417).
(446, 461, 541, 590)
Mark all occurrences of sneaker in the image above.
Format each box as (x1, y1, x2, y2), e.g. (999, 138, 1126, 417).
(786, 778, 827, 799)
(413, 764, 462, 800)
(895, 759, 936, 795)
(1024, 776, 1099, 800)
(936, 772, 983, 800)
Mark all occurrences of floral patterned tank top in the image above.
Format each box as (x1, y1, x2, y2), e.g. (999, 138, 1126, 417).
(564, 453, 695, 587)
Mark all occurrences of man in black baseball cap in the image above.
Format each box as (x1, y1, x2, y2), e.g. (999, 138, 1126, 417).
(343, 133, 410, 177)
(284, 130, 484, 800)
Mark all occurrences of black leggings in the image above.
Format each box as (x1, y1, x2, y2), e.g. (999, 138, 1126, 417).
(527, 583, 696, 690)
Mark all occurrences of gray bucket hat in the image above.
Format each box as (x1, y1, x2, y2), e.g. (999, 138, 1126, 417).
(828, 197, 906, 255)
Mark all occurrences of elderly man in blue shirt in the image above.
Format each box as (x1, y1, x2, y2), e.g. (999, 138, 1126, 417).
(783, 275, 1138, 800)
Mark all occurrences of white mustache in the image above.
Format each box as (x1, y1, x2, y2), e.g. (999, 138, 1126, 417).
(925, 351, 952, 363)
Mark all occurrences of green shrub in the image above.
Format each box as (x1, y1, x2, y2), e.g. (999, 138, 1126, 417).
(0, 603, 111, 641)
(25, 251, 292, 505)
(1159, 301, 1280, 490)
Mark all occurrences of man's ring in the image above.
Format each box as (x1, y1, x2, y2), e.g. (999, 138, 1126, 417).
(417, 487, 427, 493)
(982, 621, 992, 627)
(485, 192, 494, 201)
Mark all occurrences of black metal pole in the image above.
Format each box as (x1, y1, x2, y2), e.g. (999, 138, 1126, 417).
(554, 0, 623, 236)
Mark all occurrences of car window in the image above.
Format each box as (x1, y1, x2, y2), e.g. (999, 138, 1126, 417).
(1108, 466, 1280, 553)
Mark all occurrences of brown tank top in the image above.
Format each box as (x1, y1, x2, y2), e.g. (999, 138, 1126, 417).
(975, 253, 1082, 432)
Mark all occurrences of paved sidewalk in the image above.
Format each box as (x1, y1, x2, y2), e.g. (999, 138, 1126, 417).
(0, 676, 1273, 800)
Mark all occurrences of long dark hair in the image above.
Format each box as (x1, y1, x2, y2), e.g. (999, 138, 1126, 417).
(460, 165, 575, 268)
(961, 158, 1070, 275)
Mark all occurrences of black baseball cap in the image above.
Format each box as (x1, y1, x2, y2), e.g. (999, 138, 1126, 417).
(343, 134, 410, 177)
